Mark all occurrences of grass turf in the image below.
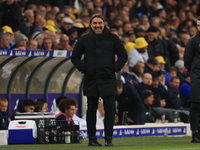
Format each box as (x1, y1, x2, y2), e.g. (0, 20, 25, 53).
(1, 136, 199, 150)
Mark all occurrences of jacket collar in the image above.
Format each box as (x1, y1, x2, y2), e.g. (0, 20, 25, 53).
(197, 30, 200, 36)
(89, 26, 110, 40)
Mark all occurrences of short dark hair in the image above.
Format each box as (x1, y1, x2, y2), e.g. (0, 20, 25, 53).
(24, 99, 35, 107)
(116, 79, 123, 88)
(58, 98, 77, 113)
(56, 96, 68, 106)
(34, 101, 44, 112)
(36, 98, 47, 103)
(170, 76, 180, 82)
(168, 66, 177, 73)
(90, 14, 105, 23)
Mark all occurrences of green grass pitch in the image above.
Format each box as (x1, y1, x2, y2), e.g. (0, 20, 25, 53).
(1, 136, 200, 150)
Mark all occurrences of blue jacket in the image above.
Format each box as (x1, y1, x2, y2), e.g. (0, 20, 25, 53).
(0, 45, 10, 50)
(158, 83, 182, 109)
(180, 81, 190, 101)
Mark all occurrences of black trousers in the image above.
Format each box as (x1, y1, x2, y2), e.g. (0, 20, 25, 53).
(86, 96, 115, 139)
(190, 102, 200, 131)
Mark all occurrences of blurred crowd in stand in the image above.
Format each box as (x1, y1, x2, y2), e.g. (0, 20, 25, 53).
(0, 0, 198, 127)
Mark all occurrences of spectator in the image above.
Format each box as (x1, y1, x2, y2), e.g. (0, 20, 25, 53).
(155, 71, 182, 109)
(27, 39, 38, 50)
(180, 72, 191, 108)
(137, 73, 153, 95)
(43, 28, 50, 37)
(0, 98, 10, 130)
(66, 28, 78, 39)
(139, 15, 150, 30)
(20, 9, 35, 36)
(0, 33, 10, 50)
(146, 26, 165, 59)
(11, 33, 28, 50)
(157, 9, 167, 26)
(129, 64, 144, 88)
(168, 67, 177, 78)
(10, 99, 35, 120)
(46, 11, 55, 21)
(155, 56, 171, 83)
(159, 27, 179, 66)
(37, 5, 46, 15)
(175, 60, 187, 84)
(34, 98, 48, 112)
(31, 32, 44, 50)
(58, 34, 72, 50)
(180, 34, 190, 47)
(128, 37, 149, 68)
(134, 27, 146, 38)
(122, 22, 132, 36)
(52, 6, 60, 15)
(60, 17, 73, 34)
(151, 73, 166, 107)
(94, 7, 103, 15)
(36, 18, 46, 28)
(55, 12, 65, 28)
(0, 0, 21, 33)
(43, 37, 53, 50)
(56, 98, 77, 125)
(27, 4, 37, 12)
(116, 79, 144, 125)
(121, 62, 133, 85)
(141, 89, 155, 123)
(188, 26, 197, 37)
(144, 57, 159, 74)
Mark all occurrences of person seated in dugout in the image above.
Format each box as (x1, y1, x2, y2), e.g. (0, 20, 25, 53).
(56, 98, 77, 125)
(0, 98, 10, 130)
(10, 99, 35, 120)
(34, 98, 48, 112)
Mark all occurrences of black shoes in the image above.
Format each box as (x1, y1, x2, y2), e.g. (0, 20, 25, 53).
(88, 137, 102, 146)
(191, 133, 200, 143)
(105, 136, 113, 146)
(105, 139, 113, 146)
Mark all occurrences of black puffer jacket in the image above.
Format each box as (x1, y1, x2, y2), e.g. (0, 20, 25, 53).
(147, 38, 165, 59)
(184, 30, 200, 102)
(71, 26, 127, 97)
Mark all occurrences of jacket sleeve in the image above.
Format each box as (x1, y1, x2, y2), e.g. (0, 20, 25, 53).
(184, 38, 195, 72)
(113, 35, 128, 72)
(71, 37, 86, 73)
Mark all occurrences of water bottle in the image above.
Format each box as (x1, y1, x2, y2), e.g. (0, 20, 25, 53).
(173, 111, 178, 123)
(81, 132, 88, 140)
(163, 129, 168, 137)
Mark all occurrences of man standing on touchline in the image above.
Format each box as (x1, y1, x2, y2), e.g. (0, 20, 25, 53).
(184, 16, 200, 143)
(71, 14, 127, 146)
